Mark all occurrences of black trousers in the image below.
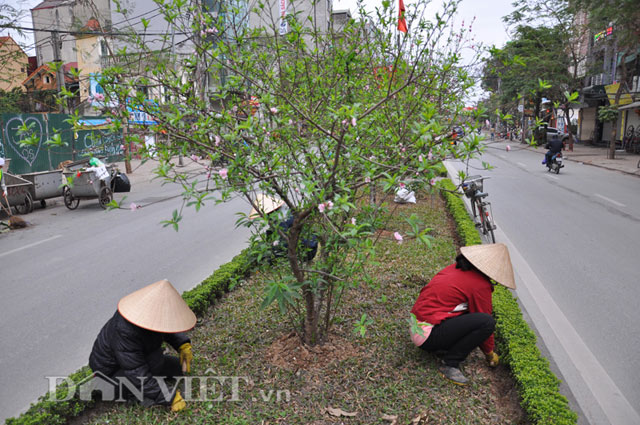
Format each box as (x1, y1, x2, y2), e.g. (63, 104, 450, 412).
(419, 312, 495, 367)
(111, 349, 182, 404)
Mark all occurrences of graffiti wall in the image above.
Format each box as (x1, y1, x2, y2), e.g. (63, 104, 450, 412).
(0, 113, 124, 175)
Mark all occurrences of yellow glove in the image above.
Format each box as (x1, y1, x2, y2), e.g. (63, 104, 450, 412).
(485, 351, 499, 367)
(171, 390, 186, 412)
(179, 343, 193, 373)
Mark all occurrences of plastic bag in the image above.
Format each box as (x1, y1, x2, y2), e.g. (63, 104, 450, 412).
(112, 173, 131, 192)
(394, 188, 416, 204)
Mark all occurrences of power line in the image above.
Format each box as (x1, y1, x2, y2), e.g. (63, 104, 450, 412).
(2, 25, 191, 37)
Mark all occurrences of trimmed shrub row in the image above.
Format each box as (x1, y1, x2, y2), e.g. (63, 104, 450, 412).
(6, 249, 254, 425)
(438, 178, 577, 425)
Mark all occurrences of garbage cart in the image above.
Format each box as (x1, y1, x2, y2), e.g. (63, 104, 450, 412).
(62, 160, 114, 210)
(1, 173, 34, 214)
(20, 170, 64, 208)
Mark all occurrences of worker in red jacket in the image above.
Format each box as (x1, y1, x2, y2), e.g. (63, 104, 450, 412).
(410, 243, 516, 385)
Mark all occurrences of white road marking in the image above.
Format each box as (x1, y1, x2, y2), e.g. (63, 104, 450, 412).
(517, 162, 527, 167)
(0, 235, 62, 259)
(500, 154, 507, 159)
(594, 193, 626, 207)
(501, 230, 640, 425)
(545, 174, 559, 180)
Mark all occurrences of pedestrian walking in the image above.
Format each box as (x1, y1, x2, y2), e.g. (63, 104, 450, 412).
(409, 244, 516, 385)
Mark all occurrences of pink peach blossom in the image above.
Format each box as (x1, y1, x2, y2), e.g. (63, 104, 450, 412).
(219, 168, 228, 179)
(351, 217, 357, 225)
(318, 203, 325, 213)
(215, 135, 221, 146)
(351, 117, 357, 126)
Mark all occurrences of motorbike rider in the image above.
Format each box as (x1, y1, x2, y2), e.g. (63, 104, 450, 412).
(543, 135, 565, 166)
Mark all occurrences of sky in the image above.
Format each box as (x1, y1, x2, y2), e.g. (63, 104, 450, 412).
(4, 0, 516, 53)
(2, 0, 517, 101)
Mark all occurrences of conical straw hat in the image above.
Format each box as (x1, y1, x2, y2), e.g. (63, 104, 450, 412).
(249, 194, 284, 219)
(118, 279, 197, 333)
(460, 243, 516, 289)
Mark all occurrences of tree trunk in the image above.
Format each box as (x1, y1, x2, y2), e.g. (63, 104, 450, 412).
(563, 106, 574, 152)
(286, 210, 318, 346)
(608, 52, 628, 160)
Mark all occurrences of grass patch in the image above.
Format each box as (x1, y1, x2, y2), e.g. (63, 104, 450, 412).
(77, 190, 528, 424)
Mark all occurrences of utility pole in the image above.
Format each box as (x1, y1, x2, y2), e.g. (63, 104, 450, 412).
(51, 30, 66, 113)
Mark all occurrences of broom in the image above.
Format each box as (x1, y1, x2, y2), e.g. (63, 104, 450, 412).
(0, 195, 27, 228)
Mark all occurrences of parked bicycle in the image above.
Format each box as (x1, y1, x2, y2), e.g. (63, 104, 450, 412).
(461, 175, 496, 243)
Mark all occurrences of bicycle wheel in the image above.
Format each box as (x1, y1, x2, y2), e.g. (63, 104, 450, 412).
(484, 209, 496, 243)
(478, 202, 496, 243)
(471, 196, 478, 219)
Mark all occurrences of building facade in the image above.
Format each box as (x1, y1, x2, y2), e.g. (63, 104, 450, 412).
(0, 36, 30, 91)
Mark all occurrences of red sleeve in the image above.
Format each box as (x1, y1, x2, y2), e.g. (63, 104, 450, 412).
(467, 279, 494, 354)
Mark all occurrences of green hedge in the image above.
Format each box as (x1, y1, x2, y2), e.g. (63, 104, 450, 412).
(438, 179, 577, 425)
(5, 249, 254, 425)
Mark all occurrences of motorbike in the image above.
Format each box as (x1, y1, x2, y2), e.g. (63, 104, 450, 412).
(546, 151, 564, 174)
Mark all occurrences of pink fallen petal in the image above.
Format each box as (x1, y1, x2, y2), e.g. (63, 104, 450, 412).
(419, 154, 424, 162)
(190, 154, 198, 162)
(130, 202, 138, 211)
(318, 203, 325, 213)
(365, 177, 371, 183)
(394, 232, 403, 242)
(506, 145, 511, 152)
(351, 117, 357, 126)
(215, 135, 221, 146)
(219, 168, 228, 179)
(430, 178, 436, 186)
(427, 151, 433, 160)
(399, 182, 406, 188)
(351, 217, 357, 225)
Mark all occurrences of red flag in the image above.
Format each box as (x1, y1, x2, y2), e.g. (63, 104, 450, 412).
(398, 0, 408, 33)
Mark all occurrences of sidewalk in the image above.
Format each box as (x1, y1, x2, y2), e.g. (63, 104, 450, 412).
(497, 136, 640, 177)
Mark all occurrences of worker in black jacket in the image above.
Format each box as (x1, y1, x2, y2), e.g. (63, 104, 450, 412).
(89, 279, 196, 411)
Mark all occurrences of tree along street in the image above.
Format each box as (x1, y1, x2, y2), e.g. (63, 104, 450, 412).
(0, 166, 251, 422)
(446, 139, 640, 425)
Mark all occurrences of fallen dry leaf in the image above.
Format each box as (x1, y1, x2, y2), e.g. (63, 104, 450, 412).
(382, 414, 398, 424)
(326, 406, 357, 417)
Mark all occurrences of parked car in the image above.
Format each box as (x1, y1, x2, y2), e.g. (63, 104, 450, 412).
(542, 126, 569, 143)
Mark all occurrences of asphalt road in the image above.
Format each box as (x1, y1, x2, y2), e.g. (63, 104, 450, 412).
(0, 166, 251, 422)
(446, 140, 640, 425)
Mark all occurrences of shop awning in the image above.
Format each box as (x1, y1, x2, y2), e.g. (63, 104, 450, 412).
(619, 101, 640, 110)
(605, 83, 633, 106)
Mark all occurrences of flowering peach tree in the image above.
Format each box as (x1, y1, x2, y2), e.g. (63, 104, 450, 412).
(92, 0, 484, 345)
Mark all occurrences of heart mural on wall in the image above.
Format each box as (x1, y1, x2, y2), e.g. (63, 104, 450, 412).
(4, 116, 46, 166)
